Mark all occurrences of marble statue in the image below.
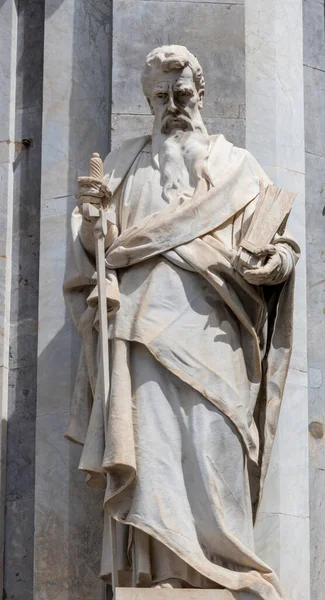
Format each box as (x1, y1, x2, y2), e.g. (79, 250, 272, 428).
(63, 46, 299, 600)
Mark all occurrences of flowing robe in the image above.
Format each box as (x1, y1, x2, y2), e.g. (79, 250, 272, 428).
(63, 134, 299, 600)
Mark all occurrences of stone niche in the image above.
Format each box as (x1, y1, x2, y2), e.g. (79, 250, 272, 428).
(1, 0, 318, 599)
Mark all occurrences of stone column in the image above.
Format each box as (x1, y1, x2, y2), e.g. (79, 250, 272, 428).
(303, 0, 325, 598)
(245, 1, 310, 599)
(0, 0, 17, 592)
(34, 1, 112, 598)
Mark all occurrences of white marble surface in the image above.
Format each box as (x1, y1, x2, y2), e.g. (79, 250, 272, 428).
(34, 0, 111, 598)
(0, 0, 16, 370)
(304, 66, 325, 158)
(246, 1, 310, 599)
(0, 0, 17, 593)
(0, 364, 9, 594)
(256, 369, 309, 518)
(254, 513, 310, 600)
(246, 0, 305, 174)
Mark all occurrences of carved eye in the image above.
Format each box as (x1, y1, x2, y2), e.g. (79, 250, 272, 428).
(156, 92, 168, 100)
(176, 90, 192, 101)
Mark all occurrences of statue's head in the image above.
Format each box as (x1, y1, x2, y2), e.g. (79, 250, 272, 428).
(141, 45, 205, 135)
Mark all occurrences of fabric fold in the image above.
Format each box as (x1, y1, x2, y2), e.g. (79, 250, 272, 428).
(63, 133, 298, 600)
(105, 152, 259, 269)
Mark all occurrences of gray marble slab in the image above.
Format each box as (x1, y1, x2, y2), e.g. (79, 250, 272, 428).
(305, 94, 325, 600)
(0, 0, 17, 595)
(111, 114, 245, 150)
(41, 0, 112, 201)
(34, 412, 104, 600)
(112, 0, 244, 121)
(304, 0, 325, 72)
(34, 0, 112, 599)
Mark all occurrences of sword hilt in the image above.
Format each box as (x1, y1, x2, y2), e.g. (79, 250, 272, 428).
(77, 151, 109, 211)
(89, 152, 103, 188)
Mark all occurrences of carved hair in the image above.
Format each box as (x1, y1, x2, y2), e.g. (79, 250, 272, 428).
(141, 45, 205, 98)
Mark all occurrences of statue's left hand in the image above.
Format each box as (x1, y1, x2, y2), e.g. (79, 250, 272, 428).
(242, 248, 283, 285)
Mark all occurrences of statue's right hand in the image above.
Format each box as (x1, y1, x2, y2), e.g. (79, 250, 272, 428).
(76, 176, 106, 212)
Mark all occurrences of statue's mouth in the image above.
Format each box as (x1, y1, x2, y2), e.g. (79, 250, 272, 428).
(161, 114, 192, 134)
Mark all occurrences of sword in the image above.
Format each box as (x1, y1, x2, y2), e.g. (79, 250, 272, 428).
(78, 154, 119, 597)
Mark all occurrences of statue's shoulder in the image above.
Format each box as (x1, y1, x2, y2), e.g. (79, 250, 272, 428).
(104, 135, 151, 166)
(208, 134, 251, 174)
(208, 134, 271, 185)
(209, 133, 247, 158)
(102, 135, 151, 194)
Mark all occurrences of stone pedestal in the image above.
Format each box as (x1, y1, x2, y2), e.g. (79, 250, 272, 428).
(116, 589, 255, 600)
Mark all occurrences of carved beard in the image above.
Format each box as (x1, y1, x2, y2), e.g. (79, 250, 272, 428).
(157, 130, 211, 204)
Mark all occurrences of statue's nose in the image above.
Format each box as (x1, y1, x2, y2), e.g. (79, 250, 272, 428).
(167, 93, 177, 113)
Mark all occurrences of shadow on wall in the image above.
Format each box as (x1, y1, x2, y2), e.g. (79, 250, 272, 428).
(44, 0, 66, 18)
(4, 2, 44, 600)
(4, 1, 112, 600)
(34, 0, 113, 598)
(66, 2, 112, 593)
(0, 0, 63, 9)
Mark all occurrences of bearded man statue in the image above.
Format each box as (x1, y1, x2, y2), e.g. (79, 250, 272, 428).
(63, 45, 299, 600)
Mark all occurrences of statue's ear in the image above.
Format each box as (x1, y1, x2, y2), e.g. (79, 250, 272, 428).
(146, 97, 155, 115)
(198, 89, 204, 110)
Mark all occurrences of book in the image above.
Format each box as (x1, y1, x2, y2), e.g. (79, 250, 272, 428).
(236, 184, 296, 270)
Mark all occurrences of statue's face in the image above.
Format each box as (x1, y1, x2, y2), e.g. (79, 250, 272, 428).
(148, 66, 203, 135)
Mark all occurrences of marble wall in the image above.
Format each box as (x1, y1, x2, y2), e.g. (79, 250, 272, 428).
(112, 0, 245, 149)
(0, 0, 17, 595)
(304, 0, 325, 598)
(246, 2, 310, 599)
(0, 0, 323, 599)
(3, 3, 44, 599)
(34, 1, 112, 599)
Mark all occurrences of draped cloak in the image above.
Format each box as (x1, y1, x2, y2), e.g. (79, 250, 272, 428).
(63, 134, 299, 600)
